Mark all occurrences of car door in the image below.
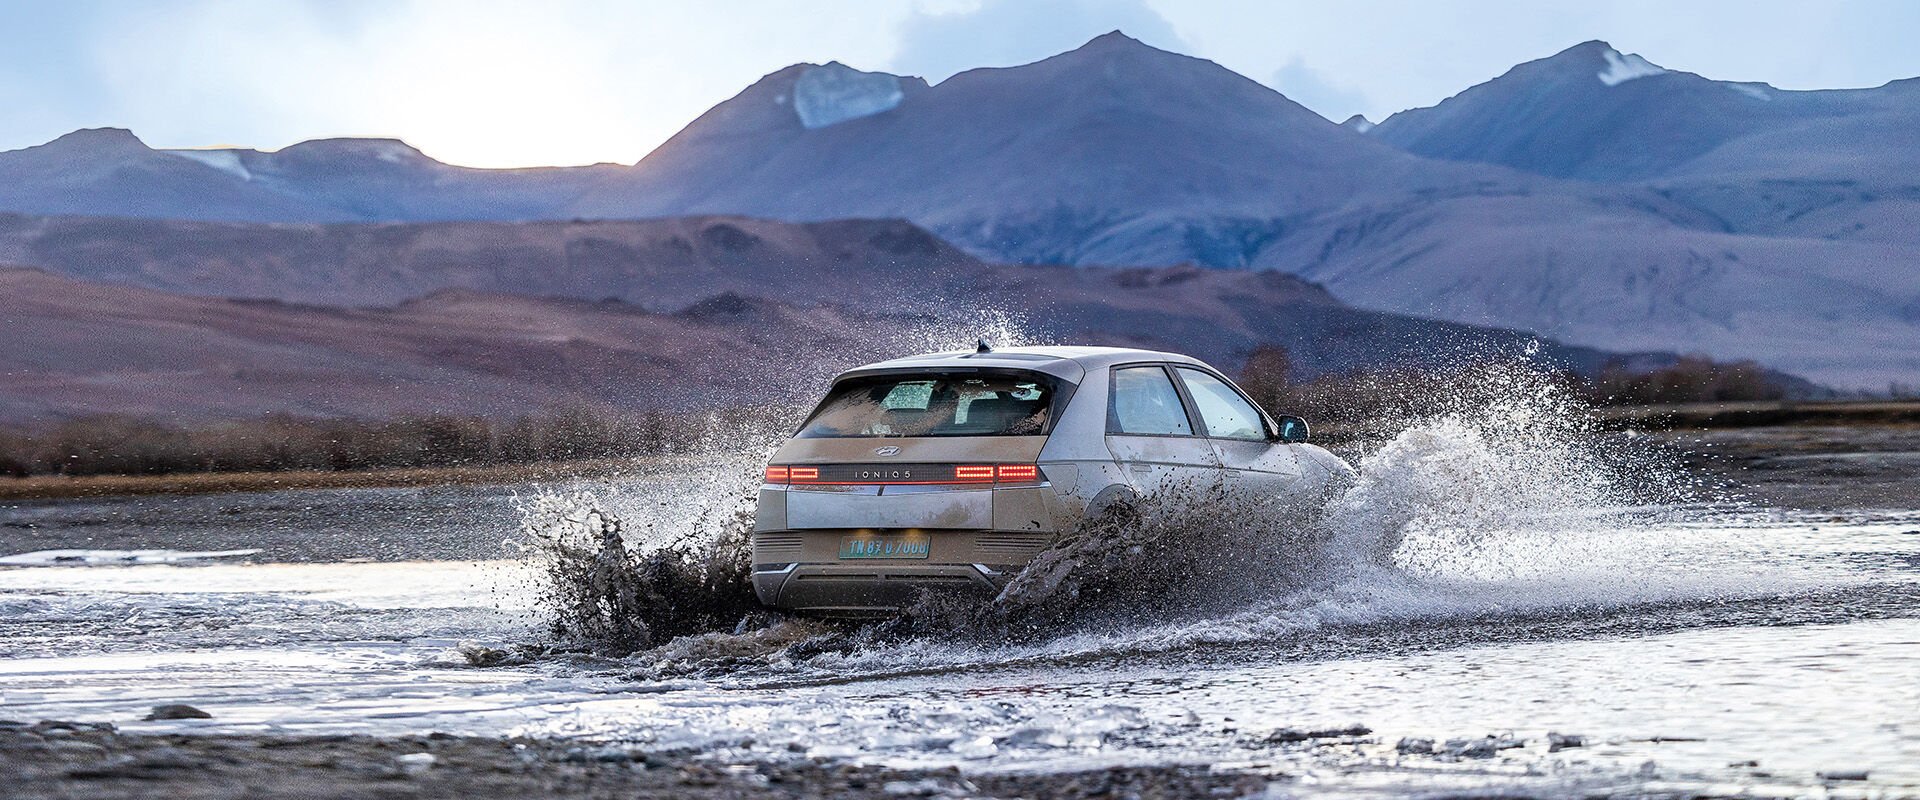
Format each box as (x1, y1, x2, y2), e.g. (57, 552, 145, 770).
(1172, 366, 1301, 499)
(1104, 364, 1222, 495)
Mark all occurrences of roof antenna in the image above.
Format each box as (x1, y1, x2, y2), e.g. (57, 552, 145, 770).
(975, 337, 993, 354)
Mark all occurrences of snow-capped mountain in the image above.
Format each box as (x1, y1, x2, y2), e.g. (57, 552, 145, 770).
(1369, 40, 1920, 182)
(565, 31, 1494, 267)
(1335, 40, 1920, 388)
(0, 128, 619, 223)
(0, 128, 352, 222)
(164, 137, 621, 221)
(2, 34, 1917, 389)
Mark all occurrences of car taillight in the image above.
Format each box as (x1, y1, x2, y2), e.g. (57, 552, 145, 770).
(954, 464, 1041, 483)
(953, 465, 996, 482)
(766, 464, 1042, 485)
(996, 464, 1039, 482)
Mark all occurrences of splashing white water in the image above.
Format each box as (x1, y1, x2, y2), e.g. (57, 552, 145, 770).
(1320, 371, 1648, 582)
(510, 354, 1816, 675)
(798, 363, 1813, 674)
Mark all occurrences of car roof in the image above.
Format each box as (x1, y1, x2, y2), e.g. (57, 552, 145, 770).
(835, 346, 1208, 383)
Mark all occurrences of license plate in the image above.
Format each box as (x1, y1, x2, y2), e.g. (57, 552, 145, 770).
(838, 533, 930, 560)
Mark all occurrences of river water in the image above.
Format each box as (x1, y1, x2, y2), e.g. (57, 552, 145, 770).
(3, 420, 1918, 797)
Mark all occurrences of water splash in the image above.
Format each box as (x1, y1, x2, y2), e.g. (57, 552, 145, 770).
(902, 478, 1344, 642)
(506, 310, 1050, 657)
(512, 488, 758, 654)
(507, 354, 1781, 673)
(1319, 363, 1690, 581)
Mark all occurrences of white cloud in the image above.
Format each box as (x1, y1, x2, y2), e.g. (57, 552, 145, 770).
(77, 0, 910, 167)
(5, 0, 1920, 166)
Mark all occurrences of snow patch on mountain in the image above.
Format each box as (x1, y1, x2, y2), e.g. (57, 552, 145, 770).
(791, 62, 903, 129)
(1597, 48, 1666, 86)
(164, 149, 252, 180)
(1342, 114, 1375, 133)
(290, 139, 426, 164)
(1729, 82, 1774, 101)
(366, 141, 418, 163)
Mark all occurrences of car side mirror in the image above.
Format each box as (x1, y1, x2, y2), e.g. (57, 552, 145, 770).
(1273, 415, 1310, 443)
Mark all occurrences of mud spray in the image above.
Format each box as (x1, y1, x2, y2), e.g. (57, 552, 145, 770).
(502, 343, 1752, 677)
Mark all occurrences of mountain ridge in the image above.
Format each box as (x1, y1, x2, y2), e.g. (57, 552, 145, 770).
(1371, 40, 1920, 182)
(2, 35, 1917, 389)
(0, 214, 1706, 424)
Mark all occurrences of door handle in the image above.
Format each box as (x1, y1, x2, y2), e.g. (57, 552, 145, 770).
(1130, 464, 1152, 473)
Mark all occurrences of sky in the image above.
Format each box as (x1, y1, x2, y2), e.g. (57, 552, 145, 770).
(3, 0, 1918, 168)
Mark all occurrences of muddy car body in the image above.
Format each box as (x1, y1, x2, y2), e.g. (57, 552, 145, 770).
(752, 346, 1353, 616)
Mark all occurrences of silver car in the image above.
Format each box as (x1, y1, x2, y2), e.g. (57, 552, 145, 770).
(752, 345, 1354, 615)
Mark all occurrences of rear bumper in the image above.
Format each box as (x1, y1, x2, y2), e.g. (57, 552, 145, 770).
(750, 525, 1051, 615)
(749, 482, 1073, 615)
(751, 561, 1008, 617)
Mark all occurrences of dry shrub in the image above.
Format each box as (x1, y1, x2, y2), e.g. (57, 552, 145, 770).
(1236, 345, 1790, 440)
(1586, 355, 1787, 405)
(0, 405, 746, 478)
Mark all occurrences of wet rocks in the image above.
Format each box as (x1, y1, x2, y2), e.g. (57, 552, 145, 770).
(879, 776, 977, 797)
(1443, 735, 1527, 759)
(22, 720, 117, 735)
(1397, 734, 1527, 760)
(455, 641, 543, 667)
(1547, 732, 1586, 752)
(44, 739, 108, 758)
(1395, 737, 1435, 754)
(395, 752, 436, 775)
(1264, 724, 1373, 744)
(0, 727, 1278, 799)
(145, 704, 213, 721)
(558, 744, 650, 765)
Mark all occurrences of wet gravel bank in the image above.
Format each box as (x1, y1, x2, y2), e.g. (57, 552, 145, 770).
(1, 720, 1267, 800)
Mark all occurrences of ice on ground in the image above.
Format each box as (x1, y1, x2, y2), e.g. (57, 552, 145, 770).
(792, 63, 904, 129)
(1597, 48, 1667, 86)
(0, 548, 261, 567)
(163, 149, 252, 180)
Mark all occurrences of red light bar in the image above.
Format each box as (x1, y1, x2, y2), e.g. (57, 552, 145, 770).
(771, 464, 1042, 485)
(996, 464, 1039, 482)
(953, 464, 995, 482)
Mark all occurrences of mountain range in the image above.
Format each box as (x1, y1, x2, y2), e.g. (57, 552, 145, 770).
(1, 33, 1915, 390)
(0, 215, 1681, 423)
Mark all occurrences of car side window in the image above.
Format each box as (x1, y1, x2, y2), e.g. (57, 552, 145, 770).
(1107, 366, 1193, 436)
(1175, 367, 1266, 441)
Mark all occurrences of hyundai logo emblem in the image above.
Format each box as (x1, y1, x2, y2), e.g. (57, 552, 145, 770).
(873, 446, 901, 457)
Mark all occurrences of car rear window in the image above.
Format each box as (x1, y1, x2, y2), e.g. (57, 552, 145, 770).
(796, 372, 1057, 438)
